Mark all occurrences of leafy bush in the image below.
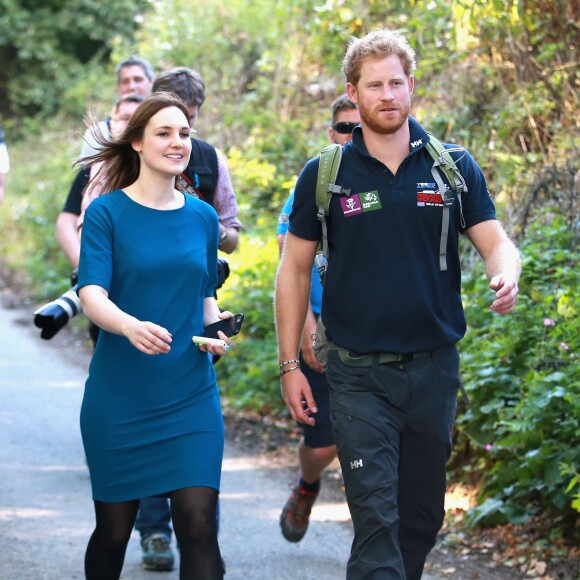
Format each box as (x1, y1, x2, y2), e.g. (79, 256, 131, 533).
(0, 0, 150, 118)
(455, 211, 579, 526)
(214, 227, 283, 414)
(0, 118, 82, 299)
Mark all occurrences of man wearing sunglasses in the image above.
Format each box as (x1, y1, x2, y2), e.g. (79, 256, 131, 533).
(276, 94, 359, 543)
(328, 96, 360, 146)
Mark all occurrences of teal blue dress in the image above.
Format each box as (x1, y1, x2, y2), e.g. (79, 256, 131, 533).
(77, 189, 224, 502)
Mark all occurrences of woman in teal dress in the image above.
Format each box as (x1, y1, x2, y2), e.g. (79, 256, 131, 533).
(77, 92, 231, 579)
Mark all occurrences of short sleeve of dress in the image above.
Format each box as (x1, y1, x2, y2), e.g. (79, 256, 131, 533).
(77, 198, 114, 293)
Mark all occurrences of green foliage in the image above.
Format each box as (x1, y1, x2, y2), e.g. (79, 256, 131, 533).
(212, 228, 283, 413)
(466, 497, 530, 527)
(561, 464, 580, 513)
(456, 212, 579, 525)
(438, 0, 579, 226)
(0, 0, 150, 118)
(0, 117, 81, 299)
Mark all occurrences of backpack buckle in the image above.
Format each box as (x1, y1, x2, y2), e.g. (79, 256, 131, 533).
(442, 189, 454, 207)
(327, 184, 350, 196)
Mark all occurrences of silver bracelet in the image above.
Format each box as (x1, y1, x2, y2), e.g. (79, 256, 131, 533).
(280, 365, 301, 377)
(279, 359, 300, 369)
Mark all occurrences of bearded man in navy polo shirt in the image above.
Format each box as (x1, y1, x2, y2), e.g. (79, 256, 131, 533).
(275, 28, 520, 580)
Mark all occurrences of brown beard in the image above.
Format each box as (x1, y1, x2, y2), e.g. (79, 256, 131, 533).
(358, 101, 411, 135)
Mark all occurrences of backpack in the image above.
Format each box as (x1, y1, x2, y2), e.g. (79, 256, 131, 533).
(177, 138, 219, 206)
(312, 134, 468, 365)
(315, 133, 468, 278)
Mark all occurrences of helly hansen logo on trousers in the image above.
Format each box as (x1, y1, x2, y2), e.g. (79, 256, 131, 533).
(350, 459, 363, 469)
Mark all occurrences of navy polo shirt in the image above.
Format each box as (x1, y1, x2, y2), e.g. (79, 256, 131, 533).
(289, 117, 496, 354)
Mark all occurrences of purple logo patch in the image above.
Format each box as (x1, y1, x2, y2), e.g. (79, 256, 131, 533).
(340, 194, 363, 217)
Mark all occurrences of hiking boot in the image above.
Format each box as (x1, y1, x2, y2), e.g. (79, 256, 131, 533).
(141, 533, 175, 571)
(280, 481, 319, 542)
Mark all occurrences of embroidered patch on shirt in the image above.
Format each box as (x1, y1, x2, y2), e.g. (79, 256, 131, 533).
(340, 194, 363, 216)
(416, 182, 443, 207)
(340, 192, 382, 217)
(360, 191, 382, 212)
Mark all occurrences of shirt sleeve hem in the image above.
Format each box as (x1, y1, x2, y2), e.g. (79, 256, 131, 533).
(77, 279, 110, 292)
(288, 224, 321, 242)
(462, 212, 497, 232)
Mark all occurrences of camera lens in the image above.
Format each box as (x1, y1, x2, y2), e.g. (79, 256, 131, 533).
(33, 285, 82, 340)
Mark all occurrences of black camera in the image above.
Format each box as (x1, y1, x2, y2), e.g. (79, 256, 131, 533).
(33, 284, 82, 340)
(216, 257, 230, 290)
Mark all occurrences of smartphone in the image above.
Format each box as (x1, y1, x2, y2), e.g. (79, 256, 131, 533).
(192, 336, 228, 349)
(204, 313, 244, 339)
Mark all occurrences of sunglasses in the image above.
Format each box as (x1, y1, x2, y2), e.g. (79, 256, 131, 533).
(332, 121, 358, 134)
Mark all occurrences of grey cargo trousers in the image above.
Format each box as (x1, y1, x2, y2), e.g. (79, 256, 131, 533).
(326, 344, 461, 579)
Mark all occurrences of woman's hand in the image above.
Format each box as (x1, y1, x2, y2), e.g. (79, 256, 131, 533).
(196, 335, 232, 356)
(197, 310, 234, 356)
(123, 319, 172, 355)
(79, 285, 172, 355)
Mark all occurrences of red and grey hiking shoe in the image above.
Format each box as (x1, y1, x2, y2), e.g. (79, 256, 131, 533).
(280, 481, 320, 542)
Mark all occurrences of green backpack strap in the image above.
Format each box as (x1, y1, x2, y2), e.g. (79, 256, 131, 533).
(313, 143, 350, 285)
(314, 136, 468, 276)
(316, 144, 349, 259)
(425, 133, 468, 271)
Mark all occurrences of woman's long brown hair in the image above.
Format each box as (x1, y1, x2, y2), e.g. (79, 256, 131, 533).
(77, 91, 191, 194)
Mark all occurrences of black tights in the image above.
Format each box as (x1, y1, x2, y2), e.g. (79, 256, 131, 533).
(84, 498, 139, 579)
(85, 487, 222, 580)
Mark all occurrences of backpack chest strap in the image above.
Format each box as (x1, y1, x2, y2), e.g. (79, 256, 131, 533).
(430, 160, 454, 272)
(427, 139, 468, 272)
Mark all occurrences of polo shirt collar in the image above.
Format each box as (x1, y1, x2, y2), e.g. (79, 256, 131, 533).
(351, 124, 367, 155)
(350, 116, 431, 158)
(408, 117, 430, 154)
